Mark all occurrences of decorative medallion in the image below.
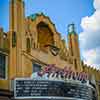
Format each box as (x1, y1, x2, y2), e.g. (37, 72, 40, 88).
(45, 44, 60, 56)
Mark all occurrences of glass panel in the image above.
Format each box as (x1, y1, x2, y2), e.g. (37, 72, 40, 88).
(33, 63, 42, 72)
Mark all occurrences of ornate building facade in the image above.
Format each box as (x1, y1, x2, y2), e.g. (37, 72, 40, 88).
(0, 0, 100, 100)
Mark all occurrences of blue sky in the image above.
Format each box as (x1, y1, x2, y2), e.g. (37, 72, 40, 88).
(0, 0, 94, 35)
(1, 0, 100, 69)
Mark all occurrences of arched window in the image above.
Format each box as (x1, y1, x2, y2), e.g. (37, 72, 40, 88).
(26, 38, 31, 53)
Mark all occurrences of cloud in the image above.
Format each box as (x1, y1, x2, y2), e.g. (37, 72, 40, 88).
(82, 47, 100, 69)
(94, 0, 100, 9)
(79, 0, 100, 69)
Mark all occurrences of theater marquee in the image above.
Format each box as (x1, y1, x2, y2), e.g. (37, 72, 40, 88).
(14, 79, 97, 100)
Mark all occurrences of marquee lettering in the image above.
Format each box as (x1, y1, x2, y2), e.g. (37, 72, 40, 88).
(41, 64, 88, 83)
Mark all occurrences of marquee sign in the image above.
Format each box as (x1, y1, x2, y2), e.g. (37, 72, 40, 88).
(14, 79, 97, 99)
(13, 64, 97, 99)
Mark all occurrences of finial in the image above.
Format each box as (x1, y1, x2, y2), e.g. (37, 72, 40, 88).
(68, 23, 76, 33)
